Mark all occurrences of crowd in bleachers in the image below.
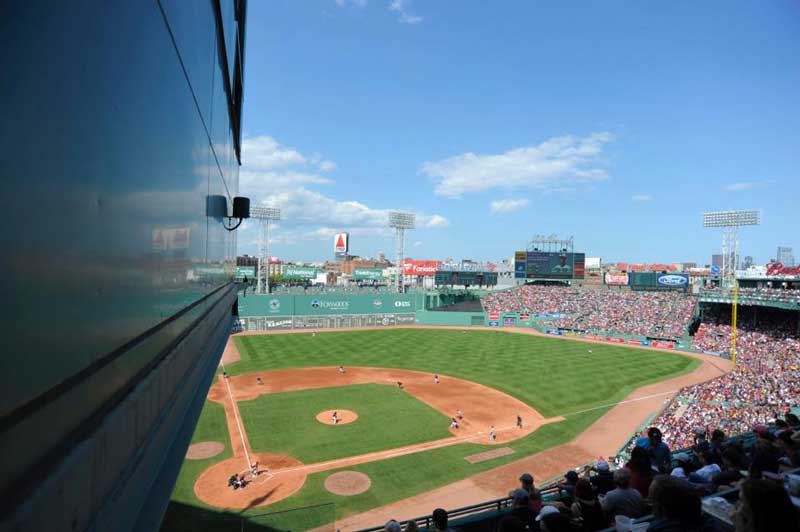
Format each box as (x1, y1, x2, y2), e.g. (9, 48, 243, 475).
(645, 311, 800, 450)
(383, 422, 800, 531)
(701, 286, 800, 305)
(481, 286, 696, 339)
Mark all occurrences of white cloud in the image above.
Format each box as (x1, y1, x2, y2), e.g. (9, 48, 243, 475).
(490, 198, 529, 213)
(238, 135, 448, 253)
(318, 160, 337, 172)
(631, 194, 653, 202)
(723, 181, 768, 192)
(421, 132, 614, 198)
(389, 0, 422, 23)
(412, 241, 422, 247)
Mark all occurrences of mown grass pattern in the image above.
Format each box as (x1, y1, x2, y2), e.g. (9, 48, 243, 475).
(165, 329, 699, 530)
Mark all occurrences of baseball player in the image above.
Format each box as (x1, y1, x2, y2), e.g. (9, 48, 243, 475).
(433, 374, 440, 384)
(250, 461, 259, 477)
(256, 376, 263, 385)
(397, 381, 404, 389)
(489, 426, 496, 442)
(338, 365, 346, 375)
(516, 415, 523, 429)
(450, 417, 459, 429)
(457, 409, 464, 420)
(332, 411, 338, 425)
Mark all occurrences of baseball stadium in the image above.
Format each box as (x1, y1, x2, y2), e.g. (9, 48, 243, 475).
(3, 3, 799, 532)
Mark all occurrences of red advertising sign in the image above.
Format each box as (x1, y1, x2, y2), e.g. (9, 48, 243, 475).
(585, 334, 602, 341)
(519, 314, 530, 321)
(605, 336, 625, 343)
(628, 339, 642, 345)
(605, 272, 629, 285)
(652, 341, 675, 349)
(403, 260, 441, 276)
(488, 312, 500, 321)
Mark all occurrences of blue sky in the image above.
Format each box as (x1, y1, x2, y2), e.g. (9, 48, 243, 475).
(237, 0, 800, 266)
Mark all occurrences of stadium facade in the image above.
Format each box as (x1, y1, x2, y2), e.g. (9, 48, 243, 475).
(0, 1, 246, 530)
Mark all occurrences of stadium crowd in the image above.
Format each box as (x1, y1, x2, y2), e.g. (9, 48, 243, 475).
(648, 313, 800, 450)
(701, 286, 800, 306)
(481, 286, 696, 339)
(383, 419, 800, 531)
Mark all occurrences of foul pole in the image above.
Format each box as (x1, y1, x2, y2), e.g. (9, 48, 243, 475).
(731, 279, 739, 366)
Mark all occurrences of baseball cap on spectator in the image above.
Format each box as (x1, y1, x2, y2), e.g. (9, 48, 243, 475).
(564, 471, 579, 483)
(595, 459, 610, 471)
(519, 473, 534, 486)
(535, 506, 560, 521)
(384, 520, 402, 532)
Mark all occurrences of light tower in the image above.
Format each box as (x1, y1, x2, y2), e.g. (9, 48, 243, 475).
(250, 206, 281, 294)
(702, 210, 760, 287)
(388, 211, 415, 293)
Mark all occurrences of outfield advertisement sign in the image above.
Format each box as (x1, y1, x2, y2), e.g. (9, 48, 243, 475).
(235, 266, 255, 279)
(353, 268, 384, 281)
(403, 260, 441, 276)
(651, 341, 675, 349)
(503, 317, 516, 326)
(239, 293, 419, 317)
(284, 266, 319, 280)
(605, 336, 625, 343)
(656, 274, 689, 288)
(605, 272, 629, 285)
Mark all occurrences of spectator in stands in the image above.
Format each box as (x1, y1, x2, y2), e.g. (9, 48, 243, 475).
(518, 472, 543, 514)
(689, 451, 721, 484)
(748, 442, 782, 479)
(625, 446, 655, 497)
(558, 470, 579, 500)
(384, 520, 402, 532)
(646, 427, 672, 473)
(648, 475, 708, 532)
(587, 459, 615, 495)
(431, 508, 458, 532)
(735, 478, 800, 532)
(709, 429, 727, 463)
(505, 489, 535, 529)
(600, 468, 644, 521)
(786, 412, 800, 430)
(536, 506, 572, 532)
(670, 453, 693, 480)
(714, 447, 745, 488)
(569, 479, 606, 532)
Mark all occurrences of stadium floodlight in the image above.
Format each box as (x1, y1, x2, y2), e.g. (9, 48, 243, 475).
(702, 210, 760, 286)
(251, 206, 281, 294)
(388, 211, 415, 293)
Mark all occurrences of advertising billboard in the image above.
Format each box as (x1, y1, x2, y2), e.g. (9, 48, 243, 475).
(152, 227, 190, 251)
(604, 272, 629, 285)
(403, 260, 440, 276)
(656, 273, 689, 288)
(514, 251, 586, 280)
(235, 266, 255, 280)
(284, 266, 319, 280)
(353, 268, 384, 281)
(334, 232, 349, 255)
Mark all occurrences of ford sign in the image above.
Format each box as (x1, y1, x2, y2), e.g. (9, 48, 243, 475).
(657, 274, 688, 287)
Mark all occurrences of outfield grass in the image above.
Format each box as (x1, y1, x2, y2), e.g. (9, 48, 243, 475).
(163, 329, 700, 531)
(238, 383, 452, 463)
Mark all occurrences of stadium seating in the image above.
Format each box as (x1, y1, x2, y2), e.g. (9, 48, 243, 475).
(481, 286, 696, 339)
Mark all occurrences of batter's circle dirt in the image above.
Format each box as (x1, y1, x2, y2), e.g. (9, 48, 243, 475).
(324, 471, 372, 496)
(316, 409, 359, 425)
(186, 441, 225, 460)
(194, 453, 306, 509)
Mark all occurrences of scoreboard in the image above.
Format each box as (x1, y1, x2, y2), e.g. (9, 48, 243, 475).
(434, 271, 498, 287)
(514, 251, 586, 280)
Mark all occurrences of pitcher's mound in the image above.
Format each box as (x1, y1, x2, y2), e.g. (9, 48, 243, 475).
(324, 471, 371, 496)
(316, 409, 358, 425)
(186, 441, 224, 460)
